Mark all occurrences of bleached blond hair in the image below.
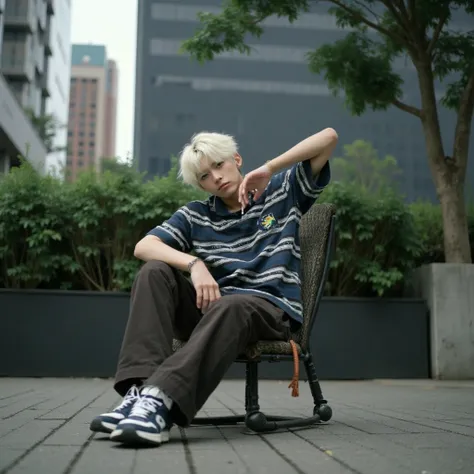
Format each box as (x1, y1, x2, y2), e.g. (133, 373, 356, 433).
(178, 131, 238, 188)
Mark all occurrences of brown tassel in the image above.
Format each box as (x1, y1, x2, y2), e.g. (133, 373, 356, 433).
(288, 339, 300, 397)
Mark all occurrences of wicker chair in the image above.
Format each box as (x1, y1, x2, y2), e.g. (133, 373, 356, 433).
(172, 202, 337, 433)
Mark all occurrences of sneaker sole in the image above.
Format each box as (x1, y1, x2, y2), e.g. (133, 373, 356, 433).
(90, 418, 117, 434)
(110, 425, 170, 446)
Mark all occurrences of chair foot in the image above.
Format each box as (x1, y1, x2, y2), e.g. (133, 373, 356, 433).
(314, 403, 333, 422)
(246, 411, 324, 432)
(190, 409, 329, 433)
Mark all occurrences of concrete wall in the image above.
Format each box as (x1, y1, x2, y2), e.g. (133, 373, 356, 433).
(0, 290, 430, 380)
(414, 264, 474, 379)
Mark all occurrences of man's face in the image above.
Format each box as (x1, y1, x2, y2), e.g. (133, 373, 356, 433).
(197, 154, 243, 197)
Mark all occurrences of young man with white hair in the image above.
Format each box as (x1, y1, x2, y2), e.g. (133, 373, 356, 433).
(90, 128, 337, 447)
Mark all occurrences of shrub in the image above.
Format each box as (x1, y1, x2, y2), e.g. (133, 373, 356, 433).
(0, 161, 205, 291)
(1, 160, 471, 296)
(318, 183, 422, 296)
(0, 161, 75, 288)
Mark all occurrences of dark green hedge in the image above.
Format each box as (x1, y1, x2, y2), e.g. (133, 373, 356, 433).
(0, 162, 472, 296)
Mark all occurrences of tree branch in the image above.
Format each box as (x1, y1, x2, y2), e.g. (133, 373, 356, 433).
(392, 98, 423, 118)
(328, 0, 408, 46)
(427, 10, 449, 57)
(394, 0, 410, 22)
(453, 71, 474, 174)
(407, 0, 416, 20)
(381, 0, 410, 32)
(351, 0, 381, 23)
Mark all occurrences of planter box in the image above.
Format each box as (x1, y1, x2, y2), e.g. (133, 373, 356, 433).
(412, 263, 474, 380)
(0, 290, 429, 380)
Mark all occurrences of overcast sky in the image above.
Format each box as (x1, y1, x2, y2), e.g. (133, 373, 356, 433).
(70, 0, 138, 161)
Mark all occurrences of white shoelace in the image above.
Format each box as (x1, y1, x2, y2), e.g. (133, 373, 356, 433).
(117, 385, 140, 410)
(130, 396, 164, 419)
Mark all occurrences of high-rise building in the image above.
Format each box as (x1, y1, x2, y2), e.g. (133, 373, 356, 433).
(104, 59, 118, 159)
(133, 1, 474, 203)
(0, 0, 71, 175)
(43, 0, 72, 176)
(66, 44, 118, 181)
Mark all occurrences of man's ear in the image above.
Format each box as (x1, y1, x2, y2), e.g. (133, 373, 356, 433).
(234, 153, 243, 169)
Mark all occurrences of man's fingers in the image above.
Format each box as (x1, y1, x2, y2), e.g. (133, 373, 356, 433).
(202, 287, 210, 310)
(212, 287, 221, 302)
(241, 184, 248, 207)
(196, 287, 203, 309)
(202, 285, 221, 310)
(243, 178, 251, 204)
(239, 180, 246, 205)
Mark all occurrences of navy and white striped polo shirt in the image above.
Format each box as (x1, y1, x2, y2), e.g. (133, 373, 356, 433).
(147, 160, 331, 326)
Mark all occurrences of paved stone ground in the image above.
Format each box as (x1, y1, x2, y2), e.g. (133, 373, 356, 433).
(1, 378, 474, 474)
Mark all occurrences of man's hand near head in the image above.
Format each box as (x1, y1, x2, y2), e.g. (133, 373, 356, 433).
(237, 128, 337, 213)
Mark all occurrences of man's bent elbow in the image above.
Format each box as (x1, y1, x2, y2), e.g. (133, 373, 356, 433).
(324, 127, 338, 144)
(134, 241, 145, 260)
(134, 236, 161, 260)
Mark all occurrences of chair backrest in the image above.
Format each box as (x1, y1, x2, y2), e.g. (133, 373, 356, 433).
(292, 203, 336, 351)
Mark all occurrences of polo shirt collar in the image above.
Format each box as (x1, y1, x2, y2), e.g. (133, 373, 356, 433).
(210, 193, 255, 217)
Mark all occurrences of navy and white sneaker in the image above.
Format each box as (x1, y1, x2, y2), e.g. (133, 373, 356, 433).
(110, 386, 172, 446)
(89, 385, 140, 434)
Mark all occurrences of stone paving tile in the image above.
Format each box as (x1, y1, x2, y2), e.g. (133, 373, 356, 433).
(0, 378, 473, 474)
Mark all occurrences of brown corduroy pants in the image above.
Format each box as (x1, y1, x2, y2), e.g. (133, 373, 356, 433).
(114, 260, 290, 427)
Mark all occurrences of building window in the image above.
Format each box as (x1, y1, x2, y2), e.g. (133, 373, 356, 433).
(149, 4, 338, 30)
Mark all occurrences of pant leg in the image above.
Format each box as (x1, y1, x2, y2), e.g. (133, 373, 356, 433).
(114, 260, 201, 396)
(146, 294, 290, 426)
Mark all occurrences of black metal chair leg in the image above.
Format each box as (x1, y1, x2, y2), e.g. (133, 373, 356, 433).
(304, 352, 333, 422)
(191, 353, 332, 431)
(245, 362, 260, 413)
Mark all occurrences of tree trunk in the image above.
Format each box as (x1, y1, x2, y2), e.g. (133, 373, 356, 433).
(437, 169, 472, 263)
(416, 62, 472, 263)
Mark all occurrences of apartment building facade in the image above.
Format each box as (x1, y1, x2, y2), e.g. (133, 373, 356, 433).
(43, 0, 71, 175)
(0, 0, 71, 175)
(66, 44, 118, 181)
(133, 0, 474, 203)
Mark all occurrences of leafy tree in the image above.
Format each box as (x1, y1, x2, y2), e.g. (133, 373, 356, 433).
(331, 139, 403, 192)
(181, 0, 474, 263)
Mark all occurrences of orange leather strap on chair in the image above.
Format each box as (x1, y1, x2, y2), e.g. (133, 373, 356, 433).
(288, 339, 300, 397)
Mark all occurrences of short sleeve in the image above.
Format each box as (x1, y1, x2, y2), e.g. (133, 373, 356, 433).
(266, 160, 331, 213)
(290, 160, 331, 211)
(146, 206, 193, 253)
